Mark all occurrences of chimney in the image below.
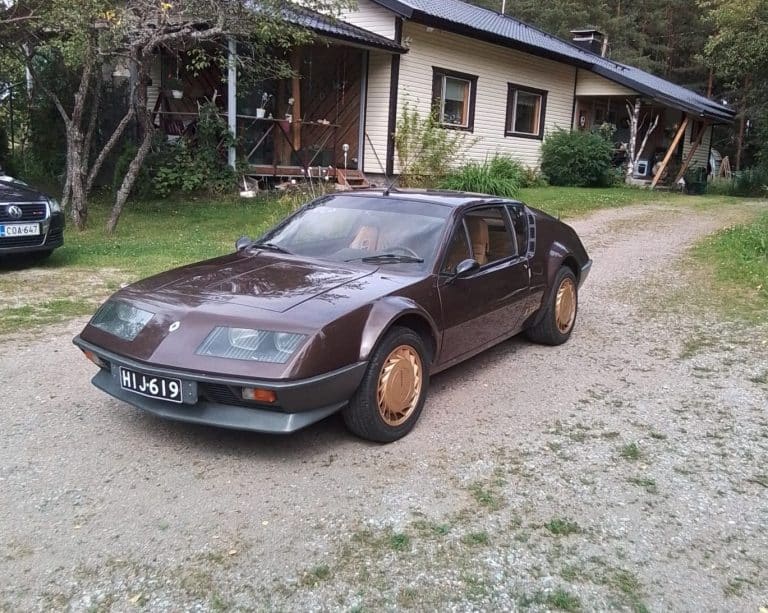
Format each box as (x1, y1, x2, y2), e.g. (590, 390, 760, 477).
(570, 28, 607, 56)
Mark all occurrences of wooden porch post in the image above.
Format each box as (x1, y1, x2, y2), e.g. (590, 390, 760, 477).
(227, 37, 237, 170)
(291, 48, 302, 153)
(674, 122, 709, 183)
(651, 116, 689, 189)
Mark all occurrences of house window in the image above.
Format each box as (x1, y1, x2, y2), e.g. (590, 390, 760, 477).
(432, 68, 478, 131)
(505, 84, 547, 139)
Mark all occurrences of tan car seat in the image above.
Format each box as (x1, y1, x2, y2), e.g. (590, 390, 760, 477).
(466, 217, 489, 265)
(349, 225, 379, 252)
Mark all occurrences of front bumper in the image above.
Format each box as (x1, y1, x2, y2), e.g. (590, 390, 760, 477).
(0, 211, 64, 254)
(73, 336, 367, 434)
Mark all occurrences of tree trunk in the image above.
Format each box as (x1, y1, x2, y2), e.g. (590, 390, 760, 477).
(107, 50, 152, 234)
(68, 125, 88, 229)
(735, 75, 751, 172)
(625, 98, 641, 183)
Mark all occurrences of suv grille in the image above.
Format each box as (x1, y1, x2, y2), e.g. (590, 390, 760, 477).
(0, 202, 47, 223)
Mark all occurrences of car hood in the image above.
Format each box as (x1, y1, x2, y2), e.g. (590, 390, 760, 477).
(0, 179, 48, 203)
(125, 251, 376, 314)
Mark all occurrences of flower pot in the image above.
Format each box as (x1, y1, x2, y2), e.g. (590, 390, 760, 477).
(256, 108, 266, 119)
(170, 89, 184, 100)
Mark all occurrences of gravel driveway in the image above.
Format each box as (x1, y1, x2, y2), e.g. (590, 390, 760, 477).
(1, 202, 766, 612)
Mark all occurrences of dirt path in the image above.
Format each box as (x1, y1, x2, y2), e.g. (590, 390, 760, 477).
(1, 202, 766, 612)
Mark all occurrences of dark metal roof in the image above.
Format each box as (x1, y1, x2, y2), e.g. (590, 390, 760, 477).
(370, 0, 734, 123)
(285, 6, 407, 54)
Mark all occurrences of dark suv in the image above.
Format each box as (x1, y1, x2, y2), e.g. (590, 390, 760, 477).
(0, 170, 64, 259)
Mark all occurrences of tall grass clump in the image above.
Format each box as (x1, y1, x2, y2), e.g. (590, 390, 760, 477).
(439, 155, 523, 197)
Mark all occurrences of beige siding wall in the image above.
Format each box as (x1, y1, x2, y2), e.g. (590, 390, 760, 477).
(339, 0, 396, 39)
(148, 55, 162, 119)
(386, 23, 577, 171)
(575, 69, 636, 97)
(362, 51, 394, 174)
(682, 121, 712, 171)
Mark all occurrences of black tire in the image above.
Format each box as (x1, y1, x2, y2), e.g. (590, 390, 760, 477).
(525, 266, 578, 346)
(342, 326, 430, 443)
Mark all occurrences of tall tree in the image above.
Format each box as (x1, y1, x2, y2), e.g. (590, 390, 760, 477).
(701, 0, 768, 170)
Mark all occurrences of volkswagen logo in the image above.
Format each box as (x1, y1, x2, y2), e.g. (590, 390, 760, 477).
(6, 205, 22, 220)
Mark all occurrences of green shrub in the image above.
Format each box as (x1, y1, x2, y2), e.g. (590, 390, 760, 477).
(541, 128, 614, 187)
(439, 155, 522, 197)
(731, 167, 768, 197)
(145, 100, 235, 198)
(394, 101, 472, 187)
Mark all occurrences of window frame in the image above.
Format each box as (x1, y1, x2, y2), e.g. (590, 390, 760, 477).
(438, 218, 472, 276)
(432, 67, 478, 132)
(505, 83, 547, 140)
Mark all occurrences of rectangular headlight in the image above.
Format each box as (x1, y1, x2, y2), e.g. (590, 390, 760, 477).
(196, 327, 306, 364)
(91, 300, 154, 341)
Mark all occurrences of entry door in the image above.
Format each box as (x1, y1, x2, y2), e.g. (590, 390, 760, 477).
(437, 206, 531, 366)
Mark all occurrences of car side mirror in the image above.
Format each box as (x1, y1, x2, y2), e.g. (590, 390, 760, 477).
(454, 258, 480, 278)
(236, 236, 253, 251)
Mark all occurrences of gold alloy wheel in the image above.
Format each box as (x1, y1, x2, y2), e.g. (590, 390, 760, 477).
(555, 277, 577, 334)
(376, 345, 423, 427)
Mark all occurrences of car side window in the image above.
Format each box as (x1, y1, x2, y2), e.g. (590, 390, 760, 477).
(465, 207, 515, 265)
(507, 205, 528, 256)
(441, 221, 471, 274)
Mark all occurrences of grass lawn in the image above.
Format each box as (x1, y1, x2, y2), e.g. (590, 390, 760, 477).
(693, 211, 768, 316)
(0, 185, 749, 334)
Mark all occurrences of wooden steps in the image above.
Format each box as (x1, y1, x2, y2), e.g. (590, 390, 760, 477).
(336, 169, 371, 190)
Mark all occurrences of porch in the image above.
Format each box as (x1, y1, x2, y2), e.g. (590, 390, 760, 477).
(147, 9, 406, 186)
(574, 94, 713, 187)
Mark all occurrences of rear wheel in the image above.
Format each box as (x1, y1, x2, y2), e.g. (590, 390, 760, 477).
(526, 266, 578, 345)
(342, 326, 429, 443)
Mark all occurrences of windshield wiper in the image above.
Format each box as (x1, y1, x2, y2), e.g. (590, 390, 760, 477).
(355, 253, 424, 264)
(252, 242, 293, 255)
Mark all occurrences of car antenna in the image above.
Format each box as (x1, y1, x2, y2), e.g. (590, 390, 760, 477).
(382, 173, 401, 196)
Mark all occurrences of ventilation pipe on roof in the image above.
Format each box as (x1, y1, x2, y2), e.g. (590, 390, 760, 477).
(570, 28, 608, 56)
(501, 0, 506, 14)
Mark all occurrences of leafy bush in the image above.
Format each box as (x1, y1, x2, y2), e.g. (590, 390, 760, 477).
(730, 167, 768, 197)
(149, 100, 236, 198)
(540, 128, 614, 187)
(394, 101, 472, 187)
(439, 155, 522, 197)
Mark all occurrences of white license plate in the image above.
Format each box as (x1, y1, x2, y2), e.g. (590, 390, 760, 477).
(0, 223, 40, 237)
(119, 367, 183, 403)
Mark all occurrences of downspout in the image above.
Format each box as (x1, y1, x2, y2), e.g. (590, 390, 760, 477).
(358, 51, 369, 172)
(385, 18, 404, 178)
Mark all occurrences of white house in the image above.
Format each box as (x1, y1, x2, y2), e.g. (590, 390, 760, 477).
(148, 0, 733, 186)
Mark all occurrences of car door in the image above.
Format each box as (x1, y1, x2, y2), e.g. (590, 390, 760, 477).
(437, 205, 530, 366)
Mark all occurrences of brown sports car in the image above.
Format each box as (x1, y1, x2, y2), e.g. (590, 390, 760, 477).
(74, 190, 591, 442)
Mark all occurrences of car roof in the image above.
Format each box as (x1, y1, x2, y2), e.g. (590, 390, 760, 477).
(337, 188, 522, 208)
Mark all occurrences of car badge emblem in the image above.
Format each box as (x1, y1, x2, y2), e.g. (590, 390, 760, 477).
(169, 321, 181, 332)
(7, 205, 22, 220)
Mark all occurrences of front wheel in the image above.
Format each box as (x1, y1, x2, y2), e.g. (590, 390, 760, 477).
(525, 266, 578, 345)
(342, 326, 429, 443)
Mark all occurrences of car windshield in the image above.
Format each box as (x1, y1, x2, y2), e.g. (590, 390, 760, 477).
(258, 195, 450, 270)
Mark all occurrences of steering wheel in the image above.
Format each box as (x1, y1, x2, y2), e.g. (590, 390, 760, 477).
(385, 246, 421, 259)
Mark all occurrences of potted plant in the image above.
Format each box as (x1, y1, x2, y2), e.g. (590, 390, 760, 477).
(166, 77, 184, 99)
(256, 92, 272, 119)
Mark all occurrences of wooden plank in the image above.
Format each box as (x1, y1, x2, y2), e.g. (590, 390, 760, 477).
(674, 122, 708, 183)
(651, 117, 689, 189)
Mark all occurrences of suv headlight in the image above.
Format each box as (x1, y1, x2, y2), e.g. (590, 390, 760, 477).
(90, 300, 154, 341)
(47, 198, 62, 213)
(197, 327, 306, 363)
